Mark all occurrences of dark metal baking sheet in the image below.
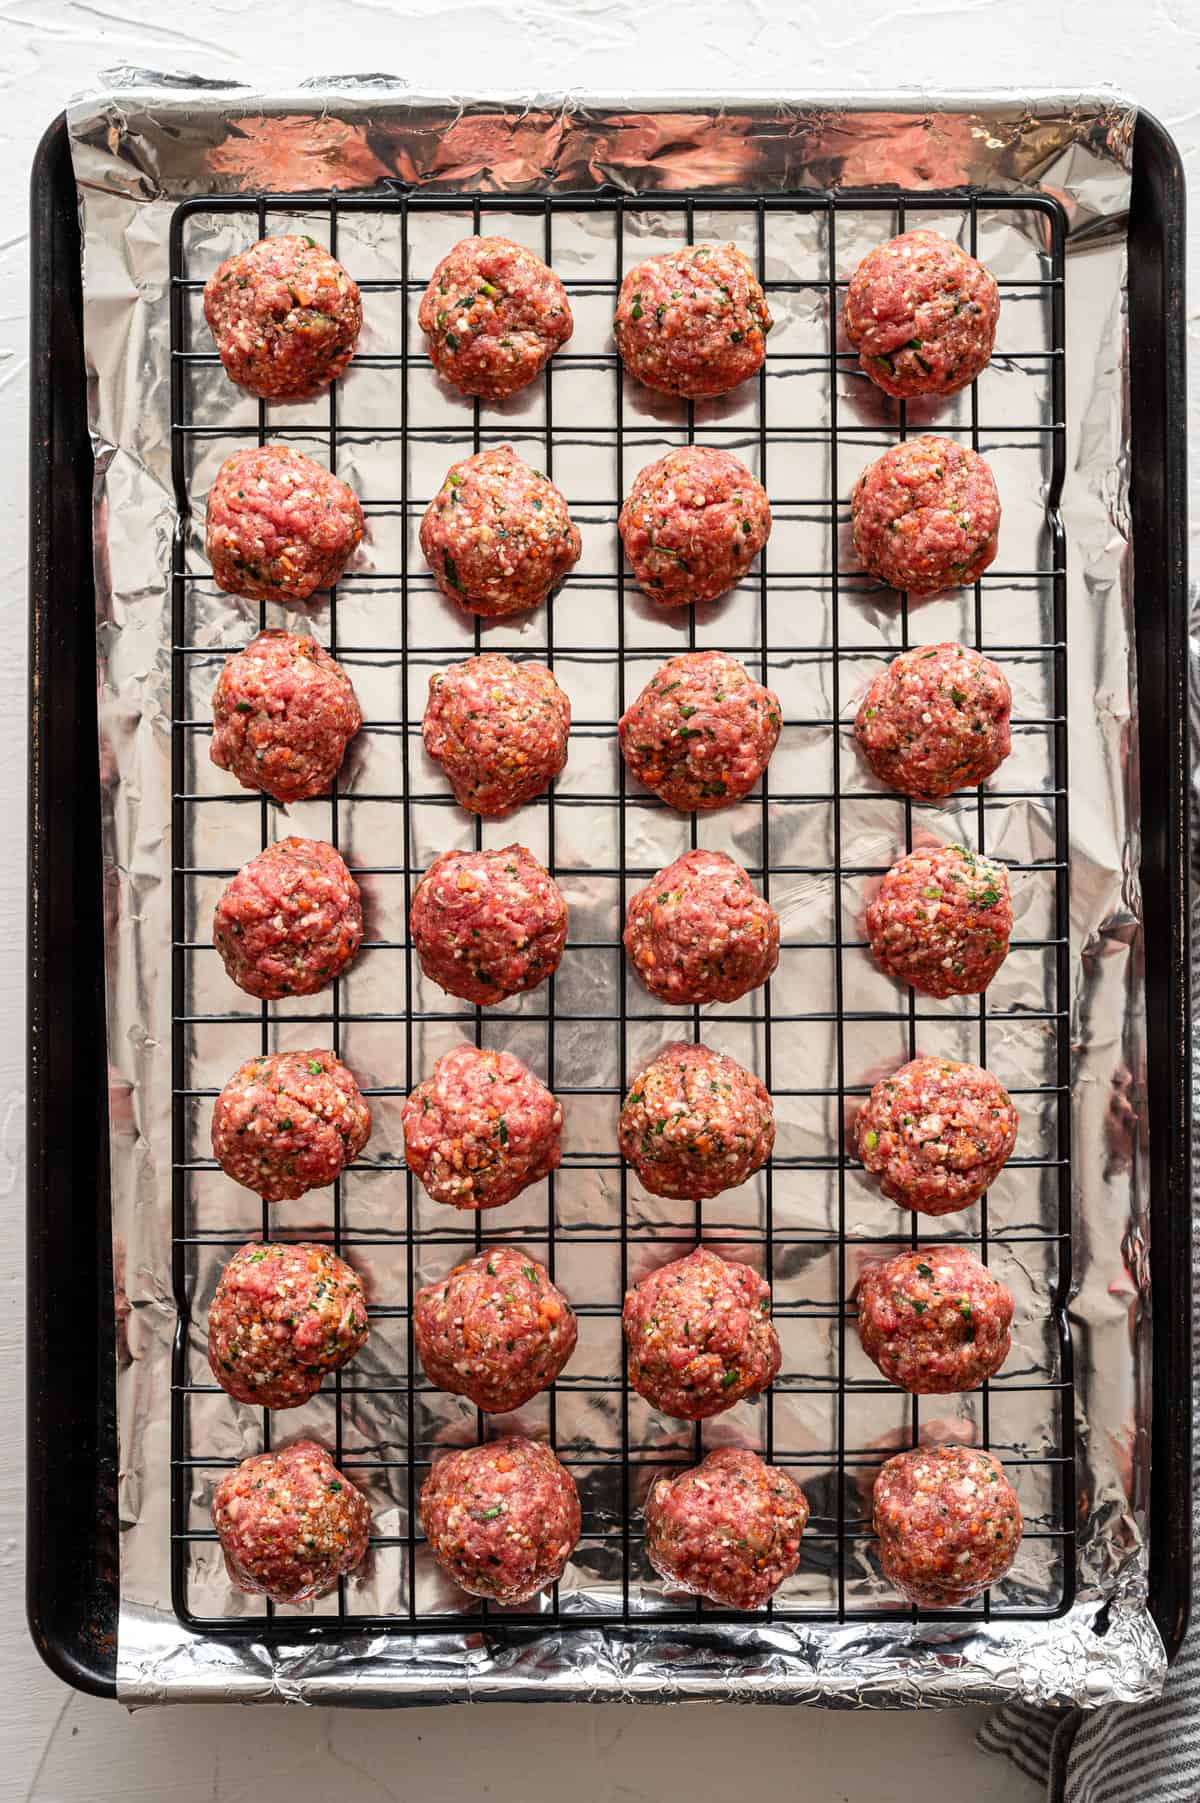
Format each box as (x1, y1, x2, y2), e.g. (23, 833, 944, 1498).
(26, 99, 1190, 1701)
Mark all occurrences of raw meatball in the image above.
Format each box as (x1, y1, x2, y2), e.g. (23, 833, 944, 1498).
(414, 1246, 577, 1414)
(410, 845, 567, 1006)
(855, 1245, 1014, 1393)
(402, 1043, 562, 1211)
(213, 836, 363, 1001)
(644, 1448, 809, 1610)
(418, 236, 573, 401)
(206, 445, 363, 604)
(624, 848, 779, 1006)
(419, 1436, 580, 1605)
(207, 1241, 369, 1409)
(854, 642, 1011, 800)
(614, 244, 772, 399)
(211, 630, 363, 806)
(211, 1049, 371, 1203)
(623, 1246, 780, 1419)
(421, 447, 580, 617)
(850, 436, 1001, 598)
(844, 229, 1000, 400)
(203, 235, 362, 400)
(619, 650, 781, 811)
(865, 843, 1011, 999)
(212, 1439, 371, 1603)
(872, 1443, 1022, 1606)
(620, 1041, 774, 1201)
(855, 1055, 1018, 1216)
(423, 653, 570, 816)
(618, 446, 771, 607)
(851, 437, 1000, 595)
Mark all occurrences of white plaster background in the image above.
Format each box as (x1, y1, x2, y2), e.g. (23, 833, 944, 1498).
(3, 3, 1197, 1796)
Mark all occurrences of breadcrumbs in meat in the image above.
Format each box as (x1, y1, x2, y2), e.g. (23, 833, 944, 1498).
(855, 1055, 1018, 1216)
(614, 244, 772, 398)
(872, 1443, 1022, 1606)
(421, 446, 580, 617)
(402, 1043, 562, 1211)
(210, 630, 362, 806)
(624, 848, 779, 1005)
(419, 1436, 580, 1604)
(418, 237, 572, 401)
(855, 1245, 1013, 1393)
(204, 235, 362, 400)
(619, 446, 771, 607)
(211, 1048, 371, 1203)
(414, 1246, 577, 1414)
(213, 836, 362, 1001)
(865, 842, 1012, 998)
(623, 1246, 780, 1419)
(619, 650, 781, 812)
(844, 229, 999, 400)
(644, 1447, 809, 1610)
(423, 653, 570, 816)
(854, 642, 1011, 801)
(208, 1241, 369, 1409)
(410, 845, 567, 1006)
(212, 1440, 371, 1603)
(619, 1042, 774, 1201)
(852, 437, 1000, 596)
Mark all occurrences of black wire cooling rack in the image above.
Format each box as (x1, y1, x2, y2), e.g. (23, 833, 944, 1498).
(168, 184, 1074, 1637)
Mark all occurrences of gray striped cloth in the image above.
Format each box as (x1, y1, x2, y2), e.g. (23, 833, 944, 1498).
(979, 708, 1200, 1801)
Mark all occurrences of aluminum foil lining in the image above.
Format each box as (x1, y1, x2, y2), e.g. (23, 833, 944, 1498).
(67, 74, 1164, 1707)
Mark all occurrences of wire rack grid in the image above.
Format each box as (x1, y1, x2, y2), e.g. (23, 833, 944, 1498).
(167, 182, 1074, 1637)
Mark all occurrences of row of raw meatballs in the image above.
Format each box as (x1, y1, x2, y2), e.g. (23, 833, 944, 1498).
(204, 429, 999, 618)
(210, 632, 1014, 815)
(208, 1242, 1021, 1615)
(204, 224, 998, 408)
(200, 225, 1003, 615)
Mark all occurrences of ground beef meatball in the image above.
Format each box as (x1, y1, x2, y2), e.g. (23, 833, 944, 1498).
(414, 1246, 577, 1414)
(856, 1245, 1014, 1393)
(644, 1448, 808, 1610)
(423, 654, 570, 816)
(203, 235, 362, 401)
(212, 1439, 371, 1603)
(205, 445, 363, 604)
(419, 1436, 580, 1605)
(865, 843, 1011, 999)
(624, 848, 779, 1006)
(213, 836, 363, 1001)
(418, 236, 573, 401)
(619, 650, 781, 812)
(844, 229, 1000, 400)
(872, 1443, 1022, 1606)
(854, 642, 1011, 801)
(410, 845, 566, 1006)
(618, 446, 771, 607)
(211, 1049, 371, 1203)
(620, 1042, 774, 1201)
(855, 1056, 1018, 1216)
(851, 437, 1000, 595)
(421, 447, 580, 618)
(623, 1246, 780, 1419)
(208, 1241, 369, 1409)
(614, 244, 772, 399)
(211, 630, 363, 806)
(402, 1044, 562, 1211)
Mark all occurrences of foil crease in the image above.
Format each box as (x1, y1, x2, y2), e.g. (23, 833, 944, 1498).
(66, 74, 1164, 1707)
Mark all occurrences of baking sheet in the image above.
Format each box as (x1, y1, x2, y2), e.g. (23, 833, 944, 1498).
(67, 75, 1163, 1705)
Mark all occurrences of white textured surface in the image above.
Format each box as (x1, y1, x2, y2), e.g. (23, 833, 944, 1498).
(5, 3, 1198, 1795)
